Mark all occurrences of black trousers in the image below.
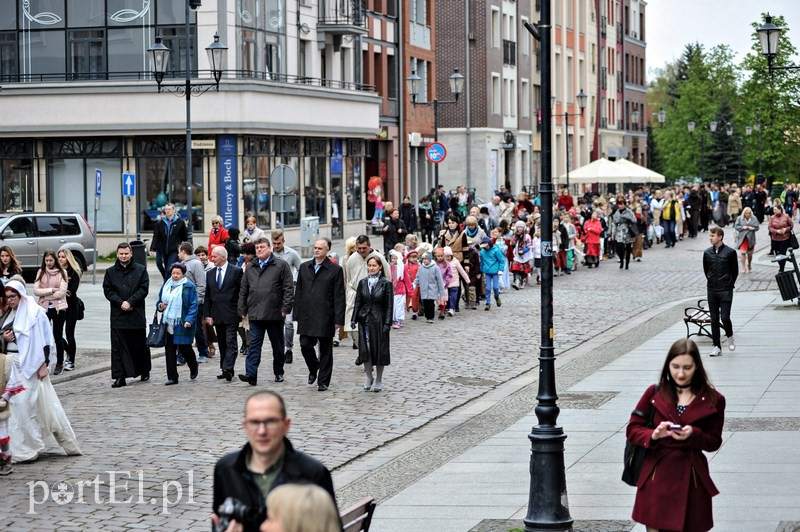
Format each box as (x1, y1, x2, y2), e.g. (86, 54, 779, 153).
(707, 290, 734, 348)
(46, 308, 66, 366)
(300, 335, 333, 387)
(214, 322, 239, 373)
(63, 303, 78, 364)
(165, 333, 198, 382)
(422, 299, 436, 320)
(616, 242, 632, 268)
(110, 328, 151, 379)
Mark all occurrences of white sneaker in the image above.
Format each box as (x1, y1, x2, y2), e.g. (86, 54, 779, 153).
(447, 309, 454, 317)
(728, 335, 736, 351)
(709, 346, 722, 357)
(64, 360, 75, 371)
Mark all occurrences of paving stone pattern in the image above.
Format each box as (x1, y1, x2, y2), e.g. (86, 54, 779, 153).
(1, 229, 783, 530)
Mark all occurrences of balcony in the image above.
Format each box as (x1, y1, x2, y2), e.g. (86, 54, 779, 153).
(503, 40, 517, 66)
(318, 0, 368, 36)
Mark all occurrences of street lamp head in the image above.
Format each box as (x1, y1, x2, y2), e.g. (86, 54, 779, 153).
(726, 123, 733, 136)
(148, 36, 171, 88)
(449, 68, 465, 101)
(758, 13, 781, 59)
(205, 33, 228, 86)
(657, 108, 666, 126)
(576, 89, 588, 113)
(746, 125, 753, 136)
(631, 109, 640, 125)
(687, 120, 696, 133)
(406, 69, 421, 104)
(709, 120, 718, 132)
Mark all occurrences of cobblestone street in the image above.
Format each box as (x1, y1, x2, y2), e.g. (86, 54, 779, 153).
(1, 228, 783, 530)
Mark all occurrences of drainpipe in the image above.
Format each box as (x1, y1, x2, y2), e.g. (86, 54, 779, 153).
(465, 0, 472, 190)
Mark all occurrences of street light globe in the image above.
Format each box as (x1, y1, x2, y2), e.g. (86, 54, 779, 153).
(148, 36, 171, 84)
(205, 33, 228, 84)
(746, 125, 753, 136)
(406, 70, 421, 103)
(576, 89, 588, 111)
(449, 68, 465, 99)
(657, 108, 666, 124)
(726, 123, 733, 136)
(709, 120, 718, 132)
(687, 120, 696, 133)
(758, 14, 781, 57)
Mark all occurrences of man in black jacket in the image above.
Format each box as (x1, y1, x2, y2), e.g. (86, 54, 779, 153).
(103, 242, 151, 388)
(211, 391, 337, 532)
(293, 239, 345, 391)
(703, 227, 738, 356)
(148, 203, 188, 280)
(205, 247, 243, 382)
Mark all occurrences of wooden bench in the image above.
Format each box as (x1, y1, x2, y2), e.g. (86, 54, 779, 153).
(341, 497, 377, 532)
(683, 299, 722, 339)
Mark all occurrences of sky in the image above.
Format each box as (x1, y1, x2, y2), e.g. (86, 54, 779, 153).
(646, 0, 800, 77)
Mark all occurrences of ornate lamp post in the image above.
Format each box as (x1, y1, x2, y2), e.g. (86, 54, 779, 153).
(522, 6, 574, 529)
(148, 1, 227, 242)
(564, 89, 588, 191)
(406, 68, 465, 190)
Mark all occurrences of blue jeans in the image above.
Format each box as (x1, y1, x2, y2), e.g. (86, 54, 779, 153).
(484, 273, 500, 304)
(246, 319, 285, 378)
(447, 286, 459, 310)
(662, 220, 676, 247)
(157, 251, 179, 280)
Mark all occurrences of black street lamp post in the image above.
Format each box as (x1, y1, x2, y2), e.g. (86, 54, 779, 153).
(148, 0, 227, 243)
(564, 89, 588, 191)
(406, 68, 465, 190)
(523, 4, 573, 529)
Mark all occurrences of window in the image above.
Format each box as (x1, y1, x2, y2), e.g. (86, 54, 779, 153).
(492, 73, 501, 115)
(510, 81, 516, 117)
(411, 57, 428, 102)
(346, 157, 362, 222)
(61, 217, 81, 235)
(521, 79, 530, 118)
(304, 156, 327, 223)
(69, 30, 104, 80)
(520, 18, 529, 56)
(7, 216, 34, 238)
(412, 0, 427, 24)
(36, 216, 61, 237)
(491, 8, 500, 48)
(0, 32, 16, 81)
(387, 53, 397, 99)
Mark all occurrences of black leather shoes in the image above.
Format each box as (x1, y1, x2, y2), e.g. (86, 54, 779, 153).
(238, 374, 257, 386)
(140, 374, 149, 382)
(284, 350, 293, 364)
(190, 369, 198, 380)
(275, 374, 284, 383)
(317, 384, 328, 392)
(308, 371, 317, 385)
(216, 372, 227, 380)
(111, 378, 126, 388)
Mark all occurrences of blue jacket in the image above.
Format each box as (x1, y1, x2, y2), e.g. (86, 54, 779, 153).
(480, 244, 506, 275)
(157, 280, 198, 345)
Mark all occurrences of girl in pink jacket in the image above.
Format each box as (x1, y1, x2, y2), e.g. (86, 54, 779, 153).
(389, 250, 412, 328)
(443, 246, 470, 317)
(33, 249, 68, 375)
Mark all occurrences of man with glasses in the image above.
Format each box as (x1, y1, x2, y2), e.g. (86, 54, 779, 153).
(211, 391, 337, 531)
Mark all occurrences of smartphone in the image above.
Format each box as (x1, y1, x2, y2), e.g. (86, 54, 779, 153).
(668, 424, 682, 431)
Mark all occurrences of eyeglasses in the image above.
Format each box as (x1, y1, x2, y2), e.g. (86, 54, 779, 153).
(212, 221, 221, 225)
(4, 294, 18, 300)
(245, 417, 284, 430)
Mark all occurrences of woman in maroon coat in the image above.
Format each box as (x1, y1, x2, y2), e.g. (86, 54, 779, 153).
(627, 338, 725, 532)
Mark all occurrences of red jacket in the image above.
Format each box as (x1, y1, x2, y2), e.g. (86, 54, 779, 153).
(583, 219, 603, 245)
(627, 385, 725, 531)
(391, 263, 413, 296)
(208, 226, 230, 251)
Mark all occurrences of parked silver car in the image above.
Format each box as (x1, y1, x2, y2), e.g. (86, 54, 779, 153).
(0, 212, 95, 278)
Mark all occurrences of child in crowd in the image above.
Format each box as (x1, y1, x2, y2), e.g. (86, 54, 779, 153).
(0, 351, 13, 474)
(491, 228, 510, 290)
(404, 234, 419, 253)
(532, 227, 542, 284)
(388, 250, 412, 329)
(442, 247, 468, 317)
(412, 252, 445, 324)
(511, 221, 533, 289)
(464, 242, 482, 310)
(194, 245, 214, 272)
(479, 237, 505, 310)
(405, 250, 420, 320)
(434, 247, 454, 319)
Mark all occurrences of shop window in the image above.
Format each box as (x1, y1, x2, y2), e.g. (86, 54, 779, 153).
(303, 157, 327, 224)
(1, 158, 34, 211)
(346, 157, 362, 221)
(137, 155, 202, 233)
(48, 157, 123, 232)
(242, 155, 271, 230)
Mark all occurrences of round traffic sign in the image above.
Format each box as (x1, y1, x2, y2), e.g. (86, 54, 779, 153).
(425, 142, 447, 164)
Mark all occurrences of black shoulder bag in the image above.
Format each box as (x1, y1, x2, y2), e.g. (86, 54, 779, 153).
(621, 384, 658, 487)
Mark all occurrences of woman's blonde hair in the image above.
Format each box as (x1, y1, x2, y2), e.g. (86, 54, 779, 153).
(344, 236, 357, 256)
(742, 207, 753, 218)
(211, 215, 224, 225)
(464, 215, 478, 228)
(57, 247, 82, 278)
(266, 484, 339, 532)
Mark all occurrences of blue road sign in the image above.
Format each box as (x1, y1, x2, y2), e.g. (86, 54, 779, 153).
(123, 173, 136, 197)
(425, 142, 447, 164)
(95, 169, 102, 196)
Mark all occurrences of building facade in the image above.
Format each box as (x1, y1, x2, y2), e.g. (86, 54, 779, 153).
(434, 0, 533, 201)
(622, 0, 647, 167)
(593, 0, 625, 162)
(0, 0, 380, 252)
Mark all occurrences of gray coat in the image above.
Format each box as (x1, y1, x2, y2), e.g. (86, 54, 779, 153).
(413, 263, 445, 301)
(612, 207, 637, 244)
(238, 255, 294, 321)
(734, 214, 759, 249)
(182, 254, 206, 302)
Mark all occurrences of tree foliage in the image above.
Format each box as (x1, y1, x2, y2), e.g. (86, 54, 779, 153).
(648, 13, 800, 184)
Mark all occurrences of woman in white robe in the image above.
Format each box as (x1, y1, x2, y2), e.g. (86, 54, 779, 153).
(4, 280, 81, 462)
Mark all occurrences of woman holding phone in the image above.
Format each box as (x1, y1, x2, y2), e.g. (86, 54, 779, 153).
(626, 338, 726, 532)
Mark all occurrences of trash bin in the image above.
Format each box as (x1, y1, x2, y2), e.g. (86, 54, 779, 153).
(129, 240, 148, 268)
(776, 271, 799, 301)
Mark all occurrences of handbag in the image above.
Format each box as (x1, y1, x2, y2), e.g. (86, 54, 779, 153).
(76, 297, 85, 321)
(622, 384, 659, 487)
(146, 312, 166, 348)
(790, 230, 799, 250)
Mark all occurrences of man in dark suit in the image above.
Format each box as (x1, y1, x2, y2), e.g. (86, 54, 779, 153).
(294, 238, 345, 391)
(205, 246, 243, 382)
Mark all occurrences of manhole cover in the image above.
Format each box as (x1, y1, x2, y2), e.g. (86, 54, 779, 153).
(726, 417, 800, 432)
(559, 391, 617, 409)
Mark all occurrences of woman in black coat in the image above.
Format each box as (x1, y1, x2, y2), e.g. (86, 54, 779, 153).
(351, 256, 393, 392)
(57, 248, 82, 371)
